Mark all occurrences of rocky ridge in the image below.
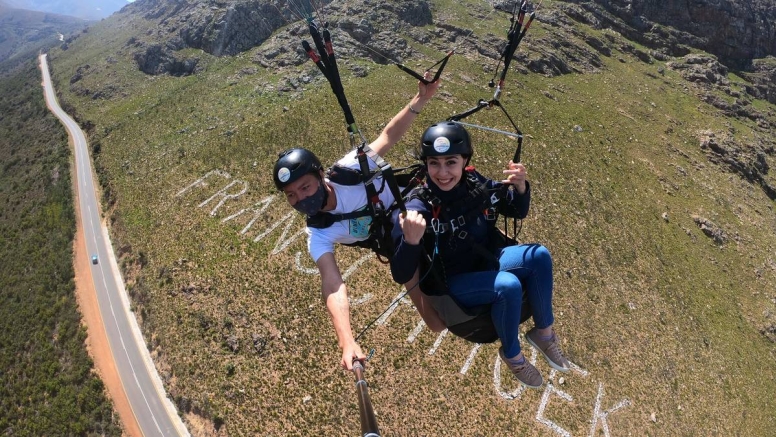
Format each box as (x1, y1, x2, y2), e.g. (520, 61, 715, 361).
(113, 0, 776, 94)
(557, 0, 776, 104)
(558, 0, 776, 71)
(68, 0, 776, 201)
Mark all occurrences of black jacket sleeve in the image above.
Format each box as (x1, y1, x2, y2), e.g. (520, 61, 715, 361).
(473, 170, 531, 219)
(390, 198, 429, 284)
(496, 180, 531, 219)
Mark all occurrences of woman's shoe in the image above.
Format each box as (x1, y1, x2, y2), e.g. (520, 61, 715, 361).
(525, 328, 570, 373)
(499, 347, 543, 388)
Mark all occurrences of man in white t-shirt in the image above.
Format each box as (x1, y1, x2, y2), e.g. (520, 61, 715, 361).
(273, 78, 444, 370)
(306, 150, 392, 260)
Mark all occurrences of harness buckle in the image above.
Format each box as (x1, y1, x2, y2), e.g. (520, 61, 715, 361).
(484, 207, 497, 221)
(449, 220, 457, 233)
(490, 192, 500, 205)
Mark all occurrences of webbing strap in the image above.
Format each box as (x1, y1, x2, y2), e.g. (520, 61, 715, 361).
(302, 20, 362, 143)
(356, 145, 383, 217)
(306, 209, 373, 229)
(357, 142, 407, 214)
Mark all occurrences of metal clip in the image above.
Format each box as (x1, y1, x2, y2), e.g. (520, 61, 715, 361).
(490, 192, 500, 205)
(449, 216, 465, 233)
(484, 207, 497, 221)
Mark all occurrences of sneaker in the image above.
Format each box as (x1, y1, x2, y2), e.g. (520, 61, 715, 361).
(499, 347, 543, 388)
(525, 328, 570, 373)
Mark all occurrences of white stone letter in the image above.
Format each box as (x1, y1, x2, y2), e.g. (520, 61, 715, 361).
(198, 179, 248, 216)
(588, 383, 631, 437)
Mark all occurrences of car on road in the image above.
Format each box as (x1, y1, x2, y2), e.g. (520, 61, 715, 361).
(91, 254, 98, 265)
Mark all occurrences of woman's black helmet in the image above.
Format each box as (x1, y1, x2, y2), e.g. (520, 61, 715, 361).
(273, 148, 323, 190)
(419, 121, 472, 159)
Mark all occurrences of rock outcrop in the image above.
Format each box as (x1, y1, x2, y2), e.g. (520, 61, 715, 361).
(743, 57, 776, 105)
(117, 0, 776, 89)
(121, 0, 435, 75)
(557, 0, 776, 71)
(698, 130, 776, 201)
(133, 42, 200, 76)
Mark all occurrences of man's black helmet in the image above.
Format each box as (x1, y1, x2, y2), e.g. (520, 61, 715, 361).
(420, 121, 472, 159)
(273, 148, 323, 190)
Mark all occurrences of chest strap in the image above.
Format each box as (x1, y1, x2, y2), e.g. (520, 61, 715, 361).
(306, 209, 373, 229)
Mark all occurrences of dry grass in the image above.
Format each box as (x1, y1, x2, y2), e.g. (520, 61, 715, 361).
(46, 1, 776, 435)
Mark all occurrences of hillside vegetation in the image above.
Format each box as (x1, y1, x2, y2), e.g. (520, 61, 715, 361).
(38, 0, 776, 435)
(0, 2, 88, 65)
(0, 59, 121, 435)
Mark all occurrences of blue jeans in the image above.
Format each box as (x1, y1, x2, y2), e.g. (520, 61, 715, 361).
(447, 244, 555, 357)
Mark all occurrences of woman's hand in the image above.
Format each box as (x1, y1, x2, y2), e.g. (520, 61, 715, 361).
(399, 210, 427, 245)
(502, 161, 527, 194)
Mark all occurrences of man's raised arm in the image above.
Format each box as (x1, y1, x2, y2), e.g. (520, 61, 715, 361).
(369, 74, 441, 157)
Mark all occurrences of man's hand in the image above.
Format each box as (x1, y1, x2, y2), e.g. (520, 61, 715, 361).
(341, 341, 366, 371)
(400, 210, 427, 245)
(417, 71, 442, 102)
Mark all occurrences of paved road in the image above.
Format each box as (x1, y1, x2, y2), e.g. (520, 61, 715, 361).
(39, 53, 189, 437)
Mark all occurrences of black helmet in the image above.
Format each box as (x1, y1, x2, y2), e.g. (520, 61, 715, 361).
(420, 121, 472, 159)
(273, 148, 323, 190)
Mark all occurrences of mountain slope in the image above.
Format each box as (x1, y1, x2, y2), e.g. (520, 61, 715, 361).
(0, 1, 87, 64)
(2, 0, 127, 20)
(0, 57, 121, 436)
(36, 0, 776, 434)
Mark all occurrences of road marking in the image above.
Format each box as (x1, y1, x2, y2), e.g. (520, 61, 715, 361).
(93, 221, 165, 436)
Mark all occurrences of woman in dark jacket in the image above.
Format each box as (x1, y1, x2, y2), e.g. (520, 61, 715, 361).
(390, 121, 570, 388)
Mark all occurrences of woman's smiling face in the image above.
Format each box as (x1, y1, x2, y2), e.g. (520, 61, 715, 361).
(426, 154, 465, 191)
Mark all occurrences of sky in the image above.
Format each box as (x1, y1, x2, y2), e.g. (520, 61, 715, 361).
(2, 0, 132, 20)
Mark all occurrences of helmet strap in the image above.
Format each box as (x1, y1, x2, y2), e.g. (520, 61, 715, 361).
(321, 180, 330, 210)
(317, 170, 331, 211)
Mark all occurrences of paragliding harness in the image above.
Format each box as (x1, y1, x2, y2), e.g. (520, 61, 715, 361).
(435, 0, 538, 251)
(408, 168, 531, 343)
(404, 1, 540, 343)
(446, 0, 538, 164)
(298, 2, 540, 343)
(306, 154, 426, 262)
(300, 17, 430, 263)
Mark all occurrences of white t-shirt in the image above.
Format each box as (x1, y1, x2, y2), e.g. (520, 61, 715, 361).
(307, 150, 396, 262)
